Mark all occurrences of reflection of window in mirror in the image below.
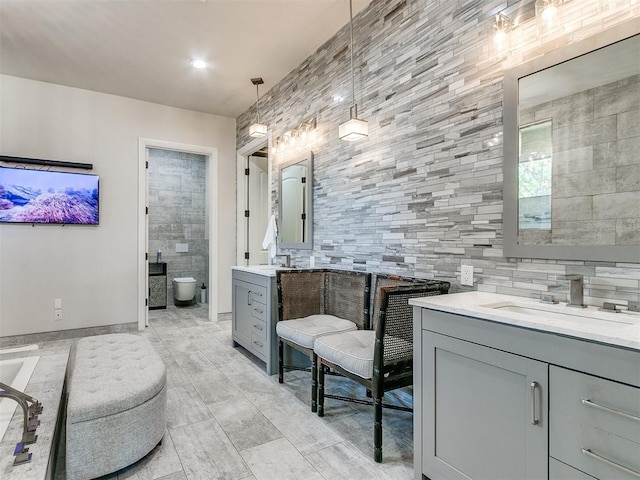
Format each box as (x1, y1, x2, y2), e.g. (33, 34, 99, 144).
(518, 120, 552, 244)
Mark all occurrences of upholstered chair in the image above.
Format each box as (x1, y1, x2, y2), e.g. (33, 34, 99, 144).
(276, 269, 371, 412)
(315, 280, 450, 462)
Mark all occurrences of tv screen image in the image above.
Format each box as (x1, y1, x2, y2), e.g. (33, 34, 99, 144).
(0, 167, 99, 225)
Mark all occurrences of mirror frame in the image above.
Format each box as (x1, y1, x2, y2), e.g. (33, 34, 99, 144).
(503, 18, 640, 262)
(278, 152, 313, 250)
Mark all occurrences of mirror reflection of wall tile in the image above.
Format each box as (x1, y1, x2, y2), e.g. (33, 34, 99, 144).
(520, 72, 640, 247)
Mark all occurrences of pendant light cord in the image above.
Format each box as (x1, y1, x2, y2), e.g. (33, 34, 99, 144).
(349, 0, 355, 111)
(255, 84, 261, 123)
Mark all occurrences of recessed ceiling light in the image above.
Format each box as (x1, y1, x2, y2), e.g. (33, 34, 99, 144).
(191, 59, 207, 69)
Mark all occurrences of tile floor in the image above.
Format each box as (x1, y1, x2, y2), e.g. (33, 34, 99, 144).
(12, 304, 415, 479)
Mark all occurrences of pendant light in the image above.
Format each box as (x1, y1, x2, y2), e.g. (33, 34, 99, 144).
(249, 77, 267, 138)
(338, 0, 368, 141)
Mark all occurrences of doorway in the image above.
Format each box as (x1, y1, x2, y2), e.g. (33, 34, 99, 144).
(138, 138, 219, 330)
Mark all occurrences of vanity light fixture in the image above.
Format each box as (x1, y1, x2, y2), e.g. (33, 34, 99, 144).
(493, 13, 513, 58)
(535, 0, 563, 36)
(338, 0, 368, 142)
(249, 77, 268, 138)
(272, 118, 316, 155)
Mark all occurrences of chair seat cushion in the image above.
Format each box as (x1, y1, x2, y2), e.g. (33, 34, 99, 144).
(276, 314, 357, 348)
(314, 330, 375, 379)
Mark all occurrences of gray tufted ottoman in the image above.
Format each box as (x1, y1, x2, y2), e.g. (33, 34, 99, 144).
(66, 333, 167, 480)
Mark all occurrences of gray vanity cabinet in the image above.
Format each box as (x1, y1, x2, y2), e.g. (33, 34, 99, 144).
(421, 331, 548, 480)
(414, 306, 640, 480)
(231, 269, 279, 375)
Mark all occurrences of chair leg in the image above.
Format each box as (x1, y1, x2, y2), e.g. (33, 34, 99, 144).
(278, 340, 284, 384)
(374, 394, 383, 463)
(311, 352, 318, 412)
(317, 362, 325, 417)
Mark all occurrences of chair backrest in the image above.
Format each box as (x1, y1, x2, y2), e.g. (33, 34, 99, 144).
(371, 274, 430, 330)
(323, 270, 371, 330)
(277, 269, 325, 321)
(375, 281, 450, 367)
(371, 275, 451, 330)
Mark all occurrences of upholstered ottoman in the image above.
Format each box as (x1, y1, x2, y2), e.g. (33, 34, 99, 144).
(66, 333, 167, 480)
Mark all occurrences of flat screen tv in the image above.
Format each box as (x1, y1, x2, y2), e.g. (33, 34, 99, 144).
(0, 167, 99, 225)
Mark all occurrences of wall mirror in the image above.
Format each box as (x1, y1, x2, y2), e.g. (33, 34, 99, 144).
(503, 19, 640, 262)
(278, 152, 313, 249)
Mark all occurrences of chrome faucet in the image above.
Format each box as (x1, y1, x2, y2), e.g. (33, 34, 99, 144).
(273, 254, 291, 267)
(566, 274, 587, 308)
(0, 381, 42, 465)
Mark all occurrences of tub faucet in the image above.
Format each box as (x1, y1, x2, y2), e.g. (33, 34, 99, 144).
(566, 274, 587, 308)
(0, 381, 42, 465)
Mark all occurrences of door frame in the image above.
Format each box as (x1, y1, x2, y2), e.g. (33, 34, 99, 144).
(236, 137, 270, 266)
(138, 138, 219, 330)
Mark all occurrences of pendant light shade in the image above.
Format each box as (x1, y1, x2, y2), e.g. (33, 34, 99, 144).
(339, 106, 368, 141)
(249, 77, 267, 138)
(249, 123, 267, 138)
(339, 0, 367, 141)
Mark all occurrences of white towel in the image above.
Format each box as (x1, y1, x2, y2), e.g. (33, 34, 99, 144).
(262, 214, 278, 259)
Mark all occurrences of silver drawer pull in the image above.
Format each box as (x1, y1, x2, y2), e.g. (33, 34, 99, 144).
(581, 448, 640, 478)
(530, 382, 541, 425)
(254, 308, 263, 314)
(581, 398, 640, 422)
(253, 340, 264, 348)
(253, 324, 263, 331)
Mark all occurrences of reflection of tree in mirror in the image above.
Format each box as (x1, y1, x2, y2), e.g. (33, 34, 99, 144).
(518, 121, 552, 198)
(518, 157, 551, 198)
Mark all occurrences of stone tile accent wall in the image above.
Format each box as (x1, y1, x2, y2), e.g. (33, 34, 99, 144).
(148, 148, 208, 303)
(236, 0, 640, 306)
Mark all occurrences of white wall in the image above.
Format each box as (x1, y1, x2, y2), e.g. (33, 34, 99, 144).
(0, 75, 236, 337)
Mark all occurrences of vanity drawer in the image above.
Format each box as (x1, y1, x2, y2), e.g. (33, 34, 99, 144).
(251, 303, 267, 322)
(550, 366, 640, 479)
(249, 286, 267, 306)
(251, 319, 267, 340)
(250, 332, 267, 360)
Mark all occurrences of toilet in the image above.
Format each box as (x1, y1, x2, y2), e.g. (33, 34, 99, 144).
(172, 277, 197, 305)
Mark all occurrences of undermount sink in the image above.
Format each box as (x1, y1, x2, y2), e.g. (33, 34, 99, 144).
(479, 301, 640, 330)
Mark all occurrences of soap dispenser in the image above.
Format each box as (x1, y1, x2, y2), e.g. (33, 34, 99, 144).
(156, 249, 162, 263)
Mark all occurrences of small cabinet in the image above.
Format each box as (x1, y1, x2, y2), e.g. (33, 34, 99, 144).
(232, 269, 278, 374)
(421, 331, 548, 480)
(148, 262, 167, 310)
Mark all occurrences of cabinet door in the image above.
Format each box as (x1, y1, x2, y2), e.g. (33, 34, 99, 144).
(232, 279, 254, 346)
(422, 331, 548, 480)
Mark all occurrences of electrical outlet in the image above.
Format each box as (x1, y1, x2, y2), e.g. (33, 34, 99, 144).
(461, 265, 474, 286)
(54, 309, 63, 321)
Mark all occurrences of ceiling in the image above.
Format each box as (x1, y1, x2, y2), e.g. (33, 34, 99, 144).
(0, 0, 372, 118)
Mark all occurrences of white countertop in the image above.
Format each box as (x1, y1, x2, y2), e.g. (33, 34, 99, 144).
(232, 265, 298, 277)
(410, 291, 640, 351)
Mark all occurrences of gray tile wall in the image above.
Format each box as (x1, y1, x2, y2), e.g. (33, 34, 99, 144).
(148, 148, 208, 303)
(236, 0, 640, 306)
